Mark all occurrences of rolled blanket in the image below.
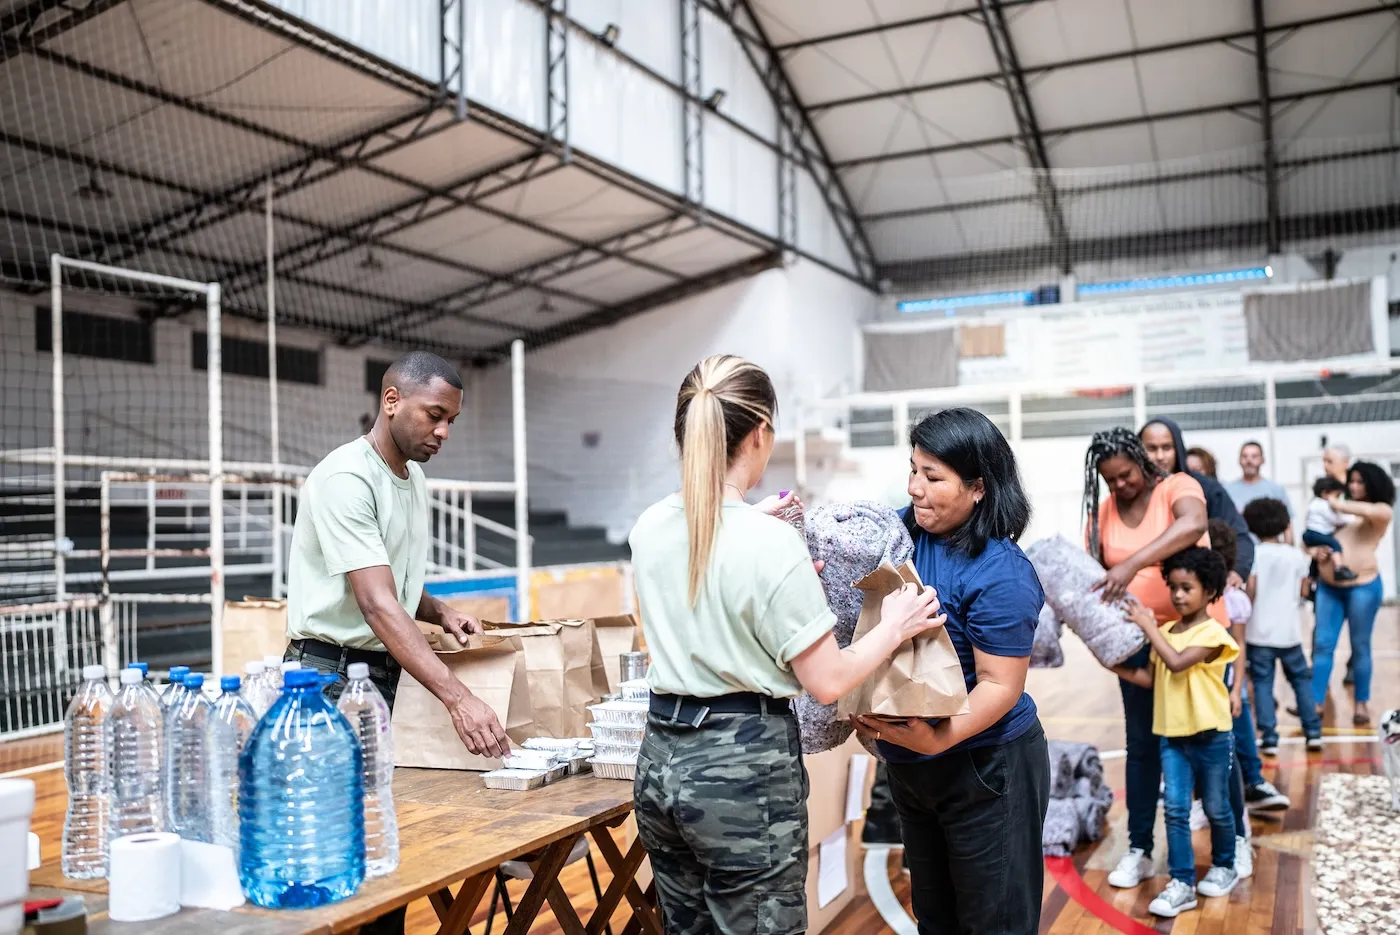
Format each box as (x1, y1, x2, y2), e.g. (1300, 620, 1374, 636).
(1042, 741, 1115, 855)
(793, 501, 914, 755)
(1042, 798, 1081, 857)
(1072, 776, 1114, 845)
(1031, 604, 1064, 669)
(1048, 739, 1105, 796)
(1025, 535, 1147, 667)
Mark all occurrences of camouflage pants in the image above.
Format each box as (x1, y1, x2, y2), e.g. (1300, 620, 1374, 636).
(634, 711, 810, 935)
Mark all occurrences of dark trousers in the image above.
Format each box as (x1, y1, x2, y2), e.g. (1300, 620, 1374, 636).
(1161, 730, 1235, 884)
(1248, 644, 1322, 745)
(886, 723, 1050, 935)
(286, 643, 404, 935)
(1119, 645, 1159, 855)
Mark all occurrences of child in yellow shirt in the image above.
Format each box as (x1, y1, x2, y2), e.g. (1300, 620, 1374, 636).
(1114, 547, 1240, 918)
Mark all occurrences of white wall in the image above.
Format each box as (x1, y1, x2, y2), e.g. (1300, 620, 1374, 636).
(464, 258, 875, 540)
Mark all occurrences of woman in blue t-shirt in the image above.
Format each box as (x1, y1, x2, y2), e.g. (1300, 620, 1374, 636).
(852, 407, 1049, 935)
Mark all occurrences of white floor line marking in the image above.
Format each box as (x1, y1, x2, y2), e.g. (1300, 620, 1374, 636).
(863, 848, 918, 935)
(0, 760, 63, 779)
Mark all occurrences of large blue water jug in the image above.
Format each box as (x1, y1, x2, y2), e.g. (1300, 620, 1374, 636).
(237, 668, 365, 908)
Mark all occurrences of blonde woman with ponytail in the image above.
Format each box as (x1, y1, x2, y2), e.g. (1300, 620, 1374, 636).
(629, 355, 947, 935)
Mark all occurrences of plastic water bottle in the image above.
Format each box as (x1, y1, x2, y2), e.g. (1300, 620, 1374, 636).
(240, 668, 365, 908)
(242, 661, 276, 718)
(126, 662, 162, 706)
(278, 660, 302, 686)
(62, 665, 111, 878)
(160, 666, 190, 708)
(336, 662, 398, 877)
(261, 655, 284, 690)
(207, 675, 256, 850)
(165, 673, 212, 842)
(107, 667, 164, 842)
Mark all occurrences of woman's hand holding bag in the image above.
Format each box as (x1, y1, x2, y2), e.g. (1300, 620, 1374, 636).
(880, 582, 948, 646)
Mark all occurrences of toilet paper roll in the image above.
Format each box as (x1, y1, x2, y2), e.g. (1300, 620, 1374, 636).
(179, 840, 245, 911)
(26, 833, 39, 871)
(109, 833, 181, 922)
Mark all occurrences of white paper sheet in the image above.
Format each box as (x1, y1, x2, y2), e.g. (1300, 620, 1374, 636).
(845, 753, 871, 823)
(817, 828, 848, 909)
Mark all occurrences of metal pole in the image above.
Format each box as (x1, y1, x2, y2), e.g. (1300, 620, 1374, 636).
(512, 340, 531, 621)
(1008, 390, 1024, 454)
(146, 475, 155, 571)
(1133, 382, 1147, 429)
(50, 256, 65, 604)
(208, 283, 225, 677)
(1265, 373, 1279, 481)
(99, 474, 116, 678)
(266, 181, 284, 599)
(793, 403, 807, 498)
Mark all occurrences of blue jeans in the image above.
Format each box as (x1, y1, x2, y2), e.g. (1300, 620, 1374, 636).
(1248, 644, 1322, 745)
(1312, 578, 1382, 703)
(1302, 528, 1344, 554)
(1161, 730, 1235, 885)
(1118, 645, 1159, 854)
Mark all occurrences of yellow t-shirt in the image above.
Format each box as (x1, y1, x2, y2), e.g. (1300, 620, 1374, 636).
(1151, 618, 1239, 737)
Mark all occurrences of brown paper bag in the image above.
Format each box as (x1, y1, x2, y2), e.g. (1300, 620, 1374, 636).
(221, 597, 287, 677)
(482, 619, 600, 738)
(592, 614, 641, 695)
(391, 632, 534, 770)
(835, 561, 970, 719)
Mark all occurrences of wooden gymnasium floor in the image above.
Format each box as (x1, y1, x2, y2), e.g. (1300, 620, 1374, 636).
(6, 605, 1395, 935)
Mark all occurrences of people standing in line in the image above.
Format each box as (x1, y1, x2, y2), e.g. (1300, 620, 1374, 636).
(1303, 477, 1359, 581)
(1187, 446, 1217, 479)
(1308, 461, 1395, 727)
(284, 352, 508, 935)
(1240, 498, 1324, 755)
(849, 408, 1050, 935)
(1139, 419, 1253, 589)
(1113, 548, 1241, 918)
(629, 355, 946, 935)
(1224, 442, 1291, 515)
(1082, 428, 1208, 890)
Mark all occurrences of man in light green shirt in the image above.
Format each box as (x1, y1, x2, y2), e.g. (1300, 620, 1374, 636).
(284, 351, 507, 759)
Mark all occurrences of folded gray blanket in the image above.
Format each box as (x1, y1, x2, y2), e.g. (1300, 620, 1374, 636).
(1031, 604, 1063, 669)
(1025, 535, 1146, 667)
(793, 501, 914, 755)
(1042, 740, 1114, 856)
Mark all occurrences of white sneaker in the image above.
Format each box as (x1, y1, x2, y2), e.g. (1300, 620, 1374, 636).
(1149, 879, 1198, 917)
(1197, 866, 1239, 897)
(1107, 848, 1153, 888)
(1234, 836, 1253, 880)
(1190, 799, 1209, 830)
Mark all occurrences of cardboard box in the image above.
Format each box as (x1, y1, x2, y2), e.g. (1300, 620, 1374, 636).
(445, 595, 512, 622)
(805, 735, 875, 844)
(221, 598, 286, 676)
(806, 824, 866, 935)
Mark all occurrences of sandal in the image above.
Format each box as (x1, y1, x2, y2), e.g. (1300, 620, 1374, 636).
(1353, 712, 1371, 727)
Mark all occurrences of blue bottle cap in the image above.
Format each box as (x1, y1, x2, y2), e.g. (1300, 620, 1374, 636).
(127, 662, 149, 676)
(221, 675, 241, 692)
(283, 669, 321, 689)
(169, 665, 190, 680)
(183, 672, 204, 689)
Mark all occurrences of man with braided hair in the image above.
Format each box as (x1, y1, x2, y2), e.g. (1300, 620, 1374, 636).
(1082, 427, 1211, 890)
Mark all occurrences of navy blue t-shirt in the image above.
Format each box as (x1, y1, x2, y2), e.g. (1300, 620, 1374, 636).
(879, 513, 1045, 762)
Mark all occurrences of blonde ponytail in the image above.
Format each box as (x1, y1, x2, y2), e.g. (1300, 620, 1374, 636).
(674, 356, 777, 606)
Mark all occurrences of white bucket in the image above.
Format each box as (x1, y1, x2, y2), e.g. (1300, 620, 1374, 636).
(0, 779, 36, 935)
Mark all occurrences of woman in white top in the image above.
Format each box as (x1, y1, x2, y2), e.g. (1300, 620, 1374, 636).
(629, 355, 945, 935)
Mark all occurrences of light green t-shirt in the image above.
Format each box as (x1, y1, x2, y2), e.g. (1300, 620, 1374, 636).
(286, 437, 428, 652)
(628, 494, 835, 699)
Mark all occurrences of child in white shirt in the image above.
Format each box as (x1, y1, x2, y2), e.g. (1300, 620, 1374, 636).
(1303, 476, 1357, 581)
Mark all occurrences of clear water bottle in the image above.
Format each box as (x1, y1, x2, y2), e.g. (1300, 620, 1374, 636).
(336, 662, 398, 877)
(165, 673, 212, 842)
(261, 655, 284, 690)
(278, 660, 301, 686)
(62, 665, 111, 879)
(207, 675, 256, 850)
(240, 668, 365, 908)
(126, 662, 162, 706)
(160, 666, 190, 708)
(107, 667, 164, 843)
(242, 661, 275, 718)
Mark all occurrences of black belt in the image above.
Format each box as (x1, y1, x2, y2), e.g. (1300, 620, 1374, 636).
(288, 638, 395, 669)
(649, 692, 791, 728)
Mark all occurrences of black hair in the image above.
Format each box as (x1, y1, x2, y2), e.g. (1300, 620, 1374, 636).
(1242, 497, 1291, 539)
(905, 407, 1031, 556)
(385, 351, 463, 393)
(1240, 440, 1264, 454)
(1206, 518, 1237, 575)
(1161, 546, 1228, 603)
(1312, 475, 1345, 498)
(1083, 427, 1165, 562)
(1348, 460, 1397, 505)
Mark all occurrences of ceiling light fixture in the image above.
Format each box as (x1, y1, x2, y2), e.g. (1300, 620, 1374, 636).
(704, 88, 726, 110)
(358, 250, 384, 272)
(74, 170, 112, 202)
(599, 23, 620, 47)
